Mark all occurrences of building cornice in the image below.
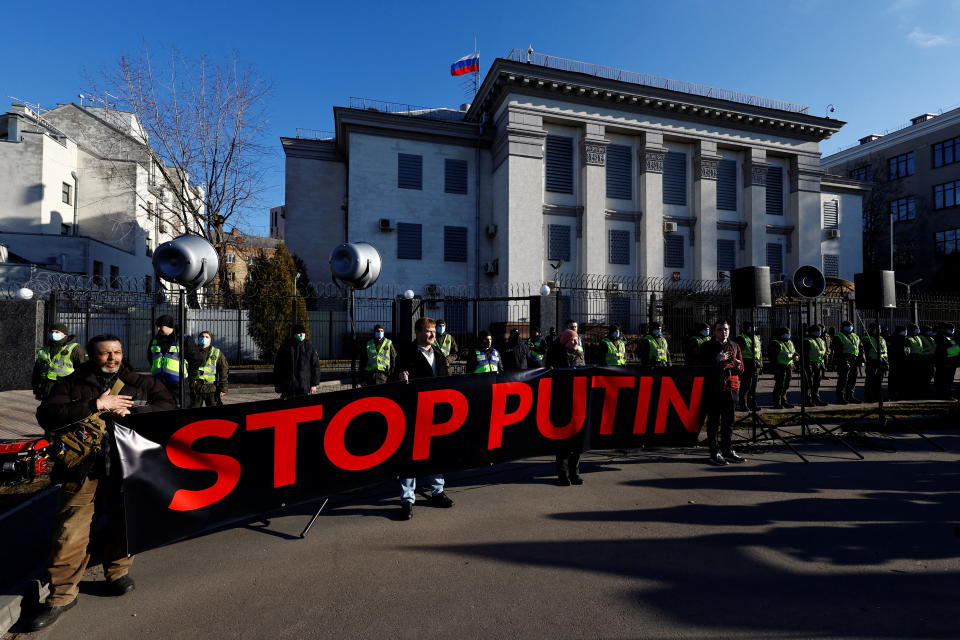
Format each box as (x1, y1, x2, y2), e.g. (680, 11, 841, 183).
(333, 107, 486, 156)
(468, 59, 843, 142)
(281, 137, 341, 161)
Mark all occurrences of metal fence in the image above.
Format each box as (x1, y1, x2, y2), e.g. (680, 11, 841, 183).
(25, 275, 960, 370)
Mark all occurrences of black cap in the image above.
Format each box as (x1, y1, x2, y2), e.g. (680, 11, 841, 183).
(155, 315, 176, 329)
(49, 323, 69, 334)
(291, 324, 306, 334)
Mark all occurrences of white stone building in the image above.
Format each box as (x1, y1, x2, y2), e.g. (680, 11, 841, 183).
(282, 52, 864, 297)
(0, 102, 195, 287)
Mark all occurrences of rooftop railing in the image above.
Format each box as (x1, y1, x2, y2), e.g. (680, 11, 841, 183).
(347, 97, 468, 123)
(295, 128, 335, 140)
(505, 49, 810, 115)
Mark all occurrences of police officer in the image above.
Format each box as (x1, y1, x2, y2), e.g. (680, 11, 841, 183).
(32, 323, 87, 401)
(887, 325, 909, 401)
(465, 330, 502, 374)
(832, 320, 863, 404)
(684, 322, 711, 366)
(148, 315, 192, 406)
(770, 327, 798, 409)
(904, 323, 926, 398)
(527, 327, 547, 367)
(934, 322, 959, 399)
(802, 324, 828, 406)
(918, 325, 937, 397)
(639, 321, 670, 367)
(363, 324, 396, 386)
(734, 323, 763, 411)
(600, 324, 627, 365)
(861, 323, 888, 403)
(188, 331, 229, 407)
(435, 319, 459, 363)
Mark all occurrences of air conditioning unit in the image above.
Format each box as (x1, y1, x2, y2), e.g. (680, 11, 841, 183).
(826, 229, 840, 239)
(663, 221, 678, 234)
(482, 259, 499, 276)
(486, 224, 498, 238)
(424, 283, 440, 296)
(606, 282, 623, 292)
(378, 218, 395, 232)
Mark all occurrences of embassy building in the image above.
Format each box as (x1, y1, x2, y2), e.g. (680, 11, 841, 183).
(282, 51, 864, 302)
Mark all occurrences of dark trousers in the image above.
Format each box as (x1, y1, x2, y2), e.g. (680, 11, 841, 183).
(802, 364, 823, 403)
(863, 362, 885, 403)
(706, 389, 737, 454)
(555, 451, 581, 481)
(903, 358, 931, 399)
(887, 359, 905, 400)
(738, 360, 760, 410)
(190, 392, 222, 408)
(772, 365, 792, 405)
(934, 362, 958, 398)
(363, 371, 389, 386)
(835, 355, 858, 400)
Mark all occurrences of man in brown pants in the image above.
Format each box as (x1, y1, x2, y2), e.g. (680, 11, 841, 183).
(29, 334, 174, 631)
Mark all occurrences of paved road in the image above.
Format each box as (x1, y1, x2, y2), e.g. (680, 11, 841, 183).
(5, 432, 959, 639)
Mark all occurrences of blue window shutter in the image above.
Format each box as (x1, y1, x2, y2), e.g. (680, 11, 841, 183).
(766, 242, 783, 275)
(606, 144, 632, 200)
(398, 154, 422, 190)
(445, 159, 468, 194)
(717, 239, 736, 271)
(766, 167, 783, 215)
(545, 136, 574, 194)
(608, 229, 630, 265)
(443, 226, 468, 262)
(663, 152, 687, 205)
(717, 160, 737, 211)
(665, 234, 684, 268)
(610, 297, 630, 329)
(548, 224, 571, 261)
(397, 222, 422, 259)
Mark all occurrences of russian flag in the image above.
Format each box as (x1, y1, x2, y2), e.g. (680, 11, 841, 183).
(450, 53, 480, 76)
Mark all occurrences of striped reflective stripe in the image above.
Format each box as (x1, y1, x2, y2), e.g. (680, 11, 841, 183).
(804, 337, 825, 363)
(36, 343, 77, 380)
(365, 339, 393, 371)
(473, 349, 500, 373)
(150, 340, 183, 381)
(602, 338, 626, 365)
(774, 339, 795, 365)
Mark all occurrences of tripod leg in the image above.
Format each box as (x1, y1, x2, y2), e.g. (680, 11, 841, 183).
(884, 414, 946, 452)
(299, 498, 330, 539)
(761, 424, 810, 463)
(807, 417, 865, 459)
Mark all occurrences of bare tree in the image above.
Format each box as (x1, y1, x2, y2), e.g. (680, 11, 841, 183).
(88, 47, 271, 296)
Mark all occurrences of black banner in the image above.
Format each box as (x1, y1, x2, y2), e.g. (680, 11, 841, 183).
(115, 366, 717, 553)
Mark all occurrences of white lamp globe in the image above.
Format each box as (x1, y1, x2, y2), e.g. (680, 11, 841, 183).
(539, 284, 551, 297)
(403, 289, 415, 300)
(16, 287, 34, 300)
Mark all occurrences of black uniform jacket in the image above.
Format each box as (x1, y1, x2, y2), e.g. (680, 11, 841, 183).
(395, 341, 449, 379)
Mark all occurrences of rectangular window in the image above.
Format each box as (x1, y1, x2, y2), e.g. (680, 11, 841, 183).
(398, 153, 422, 190)
(397, 222, 422, 259)
(888, 151, 915, 179)
(664, 234, 684, 268)
(608, 229, 630, 265)
(61, 223, 70, 235)
(717, 159, 737, 211)
(109, 265, 120, 289)
(225, 253, 236, 264)
(766, 166, 783, 215)
(545, 135, 574, 194)
(935, 228, 960, 254)
(933, 136, 959, 168)
(93, 260, 103, 285)
(606, 144, 632, 200)
(890, 196, 917, 222)
(443, 226, 468, 262)
(146, 235, 153, 257)
(766, 242, 784, 276)
(62, 182, 72, 205)
(609, 297, 631, 330)
(662, 152, 687, 205)
(547, 224, 571, 261)
(443, 300, 468, 332)
(823, 199, 839, 229)
(445, 159, 468, 195)
(247, 256, 256, 265)
(717, 239, 736, 271)
(823, 253, 840, 278)
(934, 180, 960, 210)
(849, 165, 875, 181)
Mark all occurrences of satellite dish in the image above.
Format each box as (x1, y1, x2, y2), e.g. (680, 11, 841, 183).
(329, 242, 381, 290)
(791, 265, 826, 299)
(153, 234, 219, 289)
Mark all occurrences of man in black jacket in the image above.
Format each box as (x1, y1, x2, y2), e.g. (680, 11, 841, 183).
(29, 334, 174, 631)
(501, 328, 531, 371)
(273, 324, 320, 399)
(393, 317, 453, 519)
(699, 321, 745, 466)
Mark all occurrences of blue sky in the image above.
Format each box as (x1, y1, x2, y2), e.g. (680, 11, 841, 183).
(3, 0, 958, 235)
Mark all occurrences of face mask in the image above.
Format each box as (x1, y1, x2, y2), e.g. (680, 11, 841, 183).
(612, 331, 621, 339)
(198, 337, 210, 347)
(375, 331, 384, 339)
(782, 333, 791, 340)
(813, 331, 822, 337)
(438, 326, 445, 335)
(842, 325, 853, 333)
(653, 329, 662, 337)
(911, 329, 920, 335)
(50, 332, 65, 341)
(295, 334, 305, 342)
(701, 329, 710, 337)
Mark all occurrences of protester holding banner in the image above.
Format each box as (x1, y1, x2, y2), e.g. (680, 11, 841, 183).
(394, 316, 454, 519)
(273, 324, 320, 399)
(699, 321, 745, 466)
(188, 330, 229, 407)
(363, 324, 396, 386)
(546, 328, 586, 484)
(29, 334, 175, 631)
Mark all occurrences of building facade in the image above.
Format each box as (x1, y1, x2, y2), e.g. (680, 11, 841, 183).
(283, 52, 863, 299)
(822, 107, 960, 289)
(220, 227, 279, 295)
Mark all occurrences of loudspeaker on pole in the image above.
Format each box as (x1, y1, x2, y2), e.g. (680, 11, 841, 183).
(791, 265, 827, 299)
(853, 271, 896, 309)
(730, 266, 772, 309)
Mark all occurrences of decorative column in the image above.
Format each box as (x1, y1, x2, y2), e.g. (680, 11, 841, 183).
(692, 140, 721, 280)
(638, 132, 667, 280)
(580, 123, 608, 275)
(789, 154, 825, 273)
(742, 149, 768, 268)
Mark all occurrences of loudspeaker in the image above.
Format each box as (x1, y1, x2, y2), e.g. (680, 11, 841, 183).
(153, 234, 219, 289)
(792, 265, 827, 299)
(329, 242, 382, 289)
(854, 271, 896, 309)
(730, 266, 771, 309)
